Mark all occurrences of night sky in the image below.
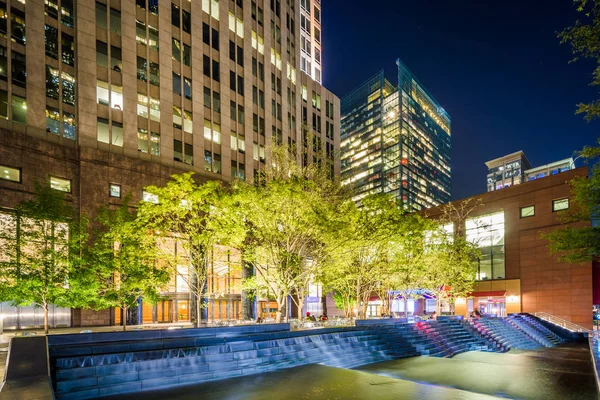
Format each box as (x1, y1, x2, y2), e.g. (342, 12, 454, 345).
(321, 0, 600, 200)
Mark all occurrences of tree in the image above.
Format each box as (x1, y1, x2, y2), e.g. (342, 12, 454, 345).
(543, 140, 600, 262)
(320, 195, 398, 319)
(0, 183, 90, 334)
(241, 176, 327, 323)
(559, 0, 600, 121)
(90, 198, 170, 331)
(385, 214, 432, 317)
(135, 173, 247, 327)
(422, 199, 481, 315)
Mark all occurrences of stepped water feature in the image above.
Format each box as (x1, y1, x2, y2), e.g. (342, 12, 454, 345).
(41, 314, 577, 399)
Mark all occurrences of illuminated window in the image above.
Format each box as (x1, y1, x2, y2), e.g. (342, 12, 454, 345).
(552, 198, 569, 212)
(520, 205, 535, 218)
(142, 190, 158, 204)
(109, 183, 121, 198)
(0, 165, 20, 183)
(466, 212, 505, 281)
(50, 176, 71, 193)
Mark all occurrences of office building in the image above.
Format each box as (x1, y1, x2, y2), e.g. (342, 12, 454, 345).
(340, 59, 451, 210)
(0, 0, 340, 328)
(486, 151, 532, 192)
(486, 151, 575, 192)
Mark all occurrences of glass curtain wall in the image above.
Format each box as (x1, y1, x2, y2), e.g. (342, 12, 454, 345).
(466, 211, 505, 280)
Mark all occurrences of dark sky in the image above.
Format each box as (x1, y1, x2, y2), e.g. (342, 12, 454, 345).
(321, 0, 600, 200)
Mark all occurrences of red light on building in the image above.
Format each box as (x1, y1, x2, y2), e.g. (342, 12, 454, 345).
(401, 158, 409, 166)
(402, 180, 408, 187)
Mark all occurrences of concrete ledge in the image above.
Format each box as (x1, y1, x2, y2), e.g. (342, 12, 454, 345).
(355, 318, 408, 326)
(47, 323, 290, 347)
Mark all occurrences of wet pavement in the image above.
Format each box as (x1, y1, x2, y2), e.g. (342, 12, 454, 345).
(100, 343, 598, 400)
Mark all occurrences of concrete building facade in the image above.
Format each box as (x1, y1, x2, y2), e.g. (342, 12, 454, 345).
(0, 0, 340, 328)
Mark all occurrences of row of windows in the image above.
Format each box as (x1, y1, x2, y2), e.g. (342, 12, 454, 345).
(519, 198, 569, 218)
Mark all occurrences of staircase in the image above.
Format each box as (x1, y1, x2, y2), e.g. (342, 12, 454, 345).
(470, 317, 542, 350)
(508, 314, 563, 346)
(390, 319, 502, 357)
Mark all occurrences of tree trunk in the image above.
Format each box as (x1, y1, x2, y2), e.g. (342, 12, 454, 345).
(196, 293, 201, 328)
(275, 296, 284, 323)
(122, 306, 127, 332)
(43, 302, 49, 335)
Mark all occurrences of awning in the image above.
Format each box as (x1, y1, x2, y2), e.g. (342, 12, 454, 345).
(468, 291, 506, 297)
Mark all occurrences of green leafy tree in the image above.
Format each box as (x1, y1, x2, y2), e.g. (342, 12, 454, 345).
(90, 198, 170, 331)
(0, 183, 91, 334)
(544, 141, 600, 262)
(386, 214, 432, 317)
(559, 0, 600, 121)
(241, 176, 327, 323)
(136, 173, 247, 327)
(423, 200, 481, 315)
(320, 196, 395, 319)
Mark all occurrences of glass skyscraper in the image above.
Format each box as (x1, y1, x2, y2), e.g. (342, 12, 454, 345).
(341, 59, 451, 210)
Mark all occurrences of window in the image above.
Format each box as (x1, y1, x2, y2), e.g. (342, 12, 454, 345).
(46, 107, 60, 134)
(172, 38, 181, 62)
(63, 112, 75, 139)
(61, 0, 74, 27)
(11, 52, 26, 88)
(171, 3, 180, 28)
(137, 57, 147, 81)
(552, 198, 569, 212)
(97, 118, 110, 143)
(183, 110, 193, 133)
(137, 93, 148, 117)
(520, 205, 535, 218)
(45, 25, 58, 59)
(142, 190, 158, 204)
(61, 72, 75, 106)
(174, 139, 183, 162)
(0, 165, 20, 183)
(11, 95, 26, 124)
(11, 7, 26, 45)
(149, 62, 160, 86)
(50, 176, 71, 193)
(96, 40, 108, 67)
(212, 91, 220, 113)
(148, 26, 159, 51)
(173, 105, 182, 130)
(96, 2, 107, 30)
(173, 72, 182, 96)
(184, 77, 192, 100)
(183, 44, 191, 66)
(111, 46, 122, 72)
(109, 184, 121, 198)
(46, 66, 60, 99)
(466, 212, 505, 281)
(110, 8, 121, 35)
(62, 33, 75, 66)
(182, 10, 191, 33)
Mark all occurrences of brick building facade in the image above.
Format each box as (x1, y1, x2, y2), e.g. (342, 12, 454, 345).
(426, 167, 593, 329)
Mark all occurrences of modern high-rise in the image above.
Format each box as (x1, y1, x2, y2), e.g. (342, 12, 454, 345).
(340, 59, 451, 210)
(0, 0, 340, 328)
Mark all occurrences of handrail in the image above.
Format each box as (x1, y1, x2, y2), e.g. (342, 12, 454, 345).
(533, 312, 591, 333)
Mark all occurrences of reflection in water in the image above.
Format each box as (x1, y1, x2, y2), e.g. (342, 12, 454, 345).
(100, 344, 595, 400)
